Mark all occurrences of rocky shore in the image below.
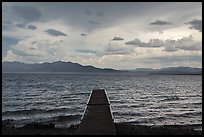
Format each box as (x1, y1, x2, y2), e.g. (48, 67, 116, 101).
(2, 120, 202, 135)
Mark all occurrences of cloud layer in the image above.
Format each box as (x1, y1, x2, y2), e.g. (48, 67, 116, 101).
(125, 35, 201, 52)
(2, 2, 202, 69)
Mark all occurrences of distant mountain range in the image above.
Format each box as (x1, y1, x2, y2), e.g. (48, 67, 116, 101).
(2, 61, 118, 73)
(2, 61, 202, 74)
(127, 67, 202, 74)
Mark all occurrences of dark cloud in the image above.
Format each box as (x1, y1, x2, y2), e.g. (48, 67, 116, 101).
(28, 25, 37, 30)
(14, 22, 37, 30)
(4, 2, 201, 34)
(89, 20, 100, 25)
(150, 20, 171, 25)
(15, 22, 37, 30)
(186, 19, 202, 32)
(11, 5, 41, 21)
(112, 36, 124, 41)
(45, 29, 67, 36)
(81, 33, 87, 36)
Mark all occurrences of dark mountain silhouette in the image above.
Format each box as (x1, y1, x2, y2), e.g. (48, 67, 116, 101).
(2, 61, 202, 74)
(2, 61, 119, 73)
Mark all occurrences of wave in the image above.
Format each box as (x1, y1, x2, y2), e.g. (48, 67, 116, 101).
(191, 102, 202, 105)
(75, 92, 89, 95)
(2, 109, 46, 116)
(159, 96, 181, 102)
(2, 107, 76, 117)
(2, 114, 82, 128)
(125, 116, 168, 125)
(129, 104, 147, 108)
(165, 111, 202, 118)
(113, 111, 144, 117)
(146, 116, 166, 122)
(149, 105, 168, 109)
(53, 114, 81, 122)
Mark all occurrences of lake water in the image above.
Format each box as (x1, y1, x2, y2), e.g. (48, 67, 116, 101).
(2, 73, 202, 130)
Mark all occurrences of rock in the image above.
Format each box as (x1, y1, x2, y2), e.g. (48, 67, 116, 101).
(22, 122, 55, 129)
(2, 119, 15, 129)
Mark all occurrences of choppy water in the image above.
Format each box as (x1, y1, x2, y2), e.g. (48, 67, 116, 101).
(2, 73, 202, 130)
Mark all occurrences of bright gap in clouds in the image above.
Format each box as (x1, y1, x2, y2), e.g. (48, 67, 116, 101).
(2, 2, 202, 69)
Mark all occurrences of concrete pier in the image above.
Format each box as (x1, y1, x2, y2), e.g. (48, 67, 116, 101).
(78, 89, 115, 135)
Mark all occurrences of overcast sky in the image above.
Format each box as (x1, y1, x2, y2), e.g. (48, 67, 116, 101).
(2, 2, 202, 69)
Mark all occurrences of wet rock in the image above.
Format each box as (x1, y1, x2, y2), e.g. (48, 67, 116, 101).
(22, 122, 55, 129)
(2, 119, 15, 129)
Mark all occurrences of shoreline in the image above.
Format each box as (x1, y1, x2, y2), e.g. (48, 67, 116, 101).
(2, 121, 202, 135)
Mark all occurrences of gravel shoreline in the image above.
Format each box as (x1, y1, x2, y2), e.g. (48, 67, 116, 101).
(2, 120, 202, 135)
